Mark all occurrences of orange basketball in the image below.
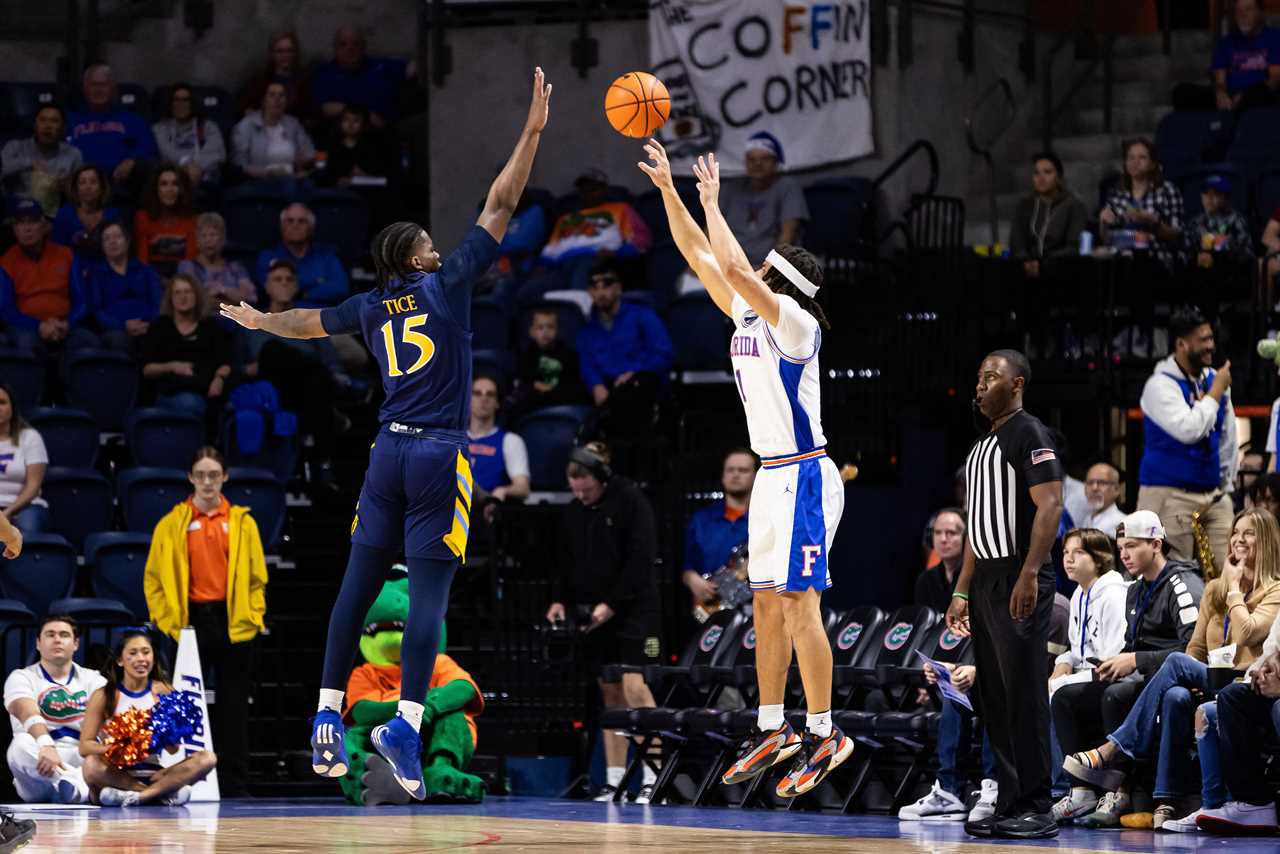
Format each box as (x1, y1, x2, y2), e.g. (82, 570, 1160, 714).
(604, 71, 670, 138)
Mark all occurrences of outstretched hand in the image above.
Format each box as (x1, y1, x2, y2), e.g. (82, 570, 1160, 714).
(525, 66, 552, 134)
(638, 138, 674, 191)
(220, 301, 266, 331)
(692, 154, 720, 207)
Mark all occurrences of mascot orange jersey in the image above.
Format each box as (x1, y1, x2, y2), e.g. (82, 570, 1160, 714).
(344, 657, 485, 745)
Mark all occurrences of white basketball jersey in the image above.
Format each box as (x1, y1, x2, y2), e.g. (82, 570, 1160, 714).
(729, 293, 826, 458)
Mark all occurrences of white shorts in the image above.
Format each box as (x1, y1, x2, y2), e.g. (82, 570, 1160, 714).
(747, 452, 845, 594)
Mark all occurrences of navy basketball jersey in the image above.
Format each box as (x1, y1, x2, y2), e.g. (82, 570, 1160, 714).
(321, 225, 499, 432)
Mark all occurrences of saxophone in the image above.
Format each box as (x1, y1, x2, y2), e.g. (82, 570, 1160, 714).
(1191, 506, 1219, 581)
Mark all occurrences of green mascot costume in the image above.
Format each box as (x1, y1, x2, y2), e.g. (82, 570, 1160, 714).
(339, 576, 486, 805)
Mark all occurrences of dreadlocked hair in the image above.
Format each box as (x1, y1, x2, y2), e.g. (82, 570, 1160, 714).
(371, 222, 426, 291)
(762, 243, 830, 330)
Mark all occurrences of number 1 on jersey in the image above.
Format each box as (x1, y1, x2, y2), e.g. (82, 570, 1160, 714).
(379, 313, 435, 377)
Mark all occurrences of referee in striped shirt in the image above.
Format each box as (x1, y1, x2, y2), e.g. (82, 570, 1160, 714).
(948, 350, 1064, 839)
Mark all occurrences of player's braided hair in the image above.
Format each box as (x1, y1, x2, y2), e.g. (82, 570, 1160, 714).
(371, 222, 426, 291)
(761, 244, 830, 331)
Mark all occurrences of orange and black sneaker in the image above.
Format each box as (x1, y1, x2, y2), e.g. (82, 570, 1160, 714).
(776, 726, 854, 798)
(721, 722, 803, 786)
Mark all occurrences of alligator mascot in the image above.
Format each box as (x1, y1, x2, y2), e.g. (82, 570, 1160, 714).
(339, 575, 485, 805)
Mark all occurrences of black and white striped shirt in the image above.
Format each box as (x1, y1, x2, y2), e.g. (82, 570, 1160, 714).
(965, 411, 1063, 561)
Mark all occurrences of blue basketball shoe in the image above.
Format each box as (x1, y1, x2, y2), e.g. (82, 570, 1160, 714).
(311, 710, 349, 777)
(371, 713, 425, 800)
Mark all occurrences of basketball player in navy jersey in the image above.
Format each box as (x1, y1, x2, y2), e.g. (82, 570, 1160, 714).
(220, 67, 552, 799)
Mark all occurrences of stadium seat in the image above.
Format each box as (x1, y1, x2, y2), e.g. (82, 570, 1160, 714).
(64, 350, 139, 431)
(0, 82, 65, 133)
(310, 188, 370, 262)
(41, 467, 112, 551)
(86, 532, 152, 621)
(513, 405, 591, 490)
(114, 83, 151, 118)
(0, 534, 76, 619)
(0, 348, 44, 410)
(471, 298, 509, 351)
(48, 597, 136, 625)
(517, 299, 586, 350)
(28, 408, 98, 468)
(1155, 111, 1233, 180)
(803, 177, 876, 257)
(473, 349, 515, 387)
(668, 293, 732, 371)
(117, 468, 190, 533)
(634, 188, 670, 244)
(223, 467, 287, 548)
(1226, 106, 1280, 179)
(0, 599, 36, 672)
(126, 408, 204, 469)
(222, 185, 292, 250)
(645, 245, 686, 308)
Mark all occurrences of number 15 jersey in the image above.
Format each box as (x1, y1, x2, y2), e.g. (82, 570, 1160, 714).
(320, 225, 500, 434)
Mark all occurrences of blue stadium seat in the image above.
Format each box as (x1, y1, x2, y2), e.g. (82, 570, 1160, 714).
(645, 245, 686, 308)
(86, 532, 152, 621)
(0, 599, 36, 672)
(310, 188, 370, 262)
(473, 349, 515, 388)
(65, 350, 139, 431)
(0, 534, 76, 619)
(28, 407, 98, 468)
(41, 467, 112, 551)
(126, 408, 204, 469)
(471, 298, 509, 351)
(115, 83, 151, 118)
(0, 348, 44, 410)
(517, 299, 586, 351)
(803, 177, 875, 257)
(513, 405, 592, 491)
(1155, 111, 1233, 180)
(668, 293, 732, 371)
(117, 468, 189, 533)
(223, 467, 287, 549)
(48, 597, 136, 625)
(0, 82, 65, 133)
(1227, 106, 1280, 178)
(634, 188, 671, 245)
(222, 185, 292, 250)
(1175, 165, 1248, 219)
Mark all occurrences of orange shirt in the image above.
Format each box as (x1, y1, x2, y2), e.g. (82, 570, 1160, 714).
(187, 496, 230, 603)
(723, 504, 746, 523)
(133, 210, 197, 271)
(0, 242, 73, 321)
(344, 655, 485, 745)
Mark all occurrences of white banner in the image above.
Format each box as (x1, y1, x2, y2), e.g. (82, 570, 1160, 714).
(160, 627, 221, 802)
(649, 0, 874, 175)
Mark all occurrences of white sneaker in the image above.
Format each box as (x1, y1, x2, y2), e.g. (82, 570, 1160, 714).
(1197, 801, 1280, 835)
(592, 784, 618, 803)
(967, 778, 998, 823)
(162, 785, 192, 806)
(98, 786, 141, 807)
(1079, 789, 1130, 829)
(633, 784, 654, 805)
(1052, 788, 1099, 824)
(1163, 807, 1204, 833)
(898, 780, 967, 821)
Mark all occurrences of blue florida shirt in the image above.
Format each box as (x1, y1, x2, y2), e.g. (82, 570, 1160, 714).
(320, 225, 499, 434)
(683, 500, 749, 577)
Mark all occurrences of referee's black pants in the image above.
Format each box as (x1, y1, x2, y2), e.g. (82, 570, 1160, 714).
(970, 557, 1056, 816)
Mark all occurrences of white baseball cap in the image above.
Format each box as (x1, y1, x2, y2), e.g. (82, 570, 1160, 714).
(1117, 510, 1165, 541)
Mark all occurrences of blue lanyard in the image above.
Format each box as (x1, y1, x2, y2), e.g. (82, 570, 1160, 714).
(1079, 585, 1093, 658)
(1126, 577, 1160, 648)
(1222, 613, 1230, 647)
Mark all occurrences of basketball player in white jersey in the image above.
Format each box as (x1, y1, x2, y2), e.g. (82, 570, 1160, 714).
(639, 141, 850, 796)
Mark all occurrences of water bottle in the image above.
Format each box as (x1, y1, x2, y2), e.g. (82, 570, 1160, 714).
(1079, 230, 1094, 255)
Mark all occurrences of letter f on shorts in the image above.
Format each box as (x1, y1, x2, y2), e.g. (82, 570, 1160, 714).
(801, 545, 822, 577)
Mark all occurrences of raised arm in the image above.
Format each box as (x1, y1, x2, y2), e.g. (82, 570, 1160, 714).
(218, 303, 328, 339)
(637, 139, 734, 316)
(693, 154, 781, 326)
(477, 67, 552, 244)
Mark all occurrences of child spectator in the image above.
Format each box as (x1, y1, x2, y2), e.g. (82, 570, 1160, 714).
(133, 165, 197, 277)
(507, 307, 585, 420)
(82, 221, 164, 353)
(0, 198, 94, 352)
(177, 213, 257, 312)
(152, 83, 226, 190)
(0, 381, 48, 534)
(1184, 174, 1253, 271)
(51, 164, 121, 259)
(0, 105, 82, 216)
(319, 104, 393, 187)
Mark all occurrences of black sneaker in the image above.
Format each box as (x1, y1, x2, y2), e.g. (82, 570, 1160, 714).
(0, 811, 35, 853)
(964, 813, 1003, 838)
(995, 811, 1059, 839)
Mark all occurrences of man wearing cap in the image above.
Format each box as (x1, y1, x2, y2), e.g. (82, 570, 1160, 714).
(1051, 510, 1203, 826)
(538, 169, 652, 293)
(720, 131, 809, 266)
(0, 199, 95, 352)
(1184, 173, 1253, 273)
(1136, 307, 1236, 571)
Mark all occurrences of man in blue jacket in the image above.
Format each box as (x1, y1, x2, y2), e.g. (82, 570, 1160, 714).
(65, 65, 157, 192)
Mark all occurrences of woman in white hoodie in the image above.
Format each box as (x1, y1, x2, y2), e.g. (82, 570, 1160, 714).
(1050, 527, 1130, 822)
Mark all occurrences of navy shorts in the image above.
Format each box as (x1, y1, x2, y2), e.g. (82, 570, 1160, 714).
(351, 426, 473, 561)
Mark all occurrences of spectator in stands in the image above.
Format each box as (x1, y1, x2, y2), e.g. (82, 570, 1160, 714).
(1099, 138, 1184, 273)
(0, 198, 94, 352)
(1073, 462, 1125, 534)
(0, 381, 47, 534)
(1184, 174, 1254, 273)
(1211, 0, 1280, 112)
(1065, 508, 1280, 830)
(1, 105, 82, 215)
(467, 375, 530, 506)
(83, 221, 163, 352)
(51, 164, 120, 259)
(255, 203, 348, 307)
(66, 64, 157, 193)
(1136, 308, 1235, 568)
(133, 165, 197, 277)
(483, 190, 548, 300)
(311, 24, 411, 129)
(4, 616, 104, 804)
(1051, 510, 1204, 828)
(144, 446, 266, 798)
(1047, 528, 1128, 822)
(177, 212, 256, 312)
(319, 104, 393, 187)
(239, 30, 312, 120)
(141, 274, 231, 420)
(536, 169, 652, 293)
(578, 259, 673, 438)
(914, 508, 966, 614)
(719, 132, 809, 266)
(506, 307, 585, 421)
(545, 442, 662, 803)
(231, 82, 316, 180)
(152, 83, 226, 190)
(682, 449, 756, 608)
(1008, 152, 1086, 279)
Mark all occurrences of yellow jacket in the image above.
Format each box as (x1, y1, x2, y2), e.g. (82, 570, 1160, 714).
(144, 501, 268, 643)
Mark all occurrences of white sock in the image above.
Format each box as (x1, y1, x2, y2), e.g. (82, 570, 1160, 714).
(757, 704, 785, 732)
(317, 689, 344, 713)
(606, 766, 624, 788)
(641, 764, 656, 786)
(806, 709, 832, 739)
(1072, 786, 1092, 800)
(397, 700, 425, 732)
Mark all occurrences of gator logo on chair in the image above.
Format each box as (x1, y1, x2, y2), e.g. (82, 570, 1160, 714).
(938, 628, 964, 651)
(883, 622, 913, 651)
(742, 628, 757, 650)
(699, 625, 724, 652)
(836, 622, 863, 651)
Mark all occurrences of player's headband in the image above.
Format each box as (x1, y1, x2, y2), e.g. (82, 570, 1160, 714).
(766, 250, 819, 298)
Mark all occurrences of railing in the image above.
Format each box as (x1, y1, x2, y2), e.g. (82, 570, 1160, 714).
(871, 139, 941, 248)
(1041, 0, 1115, 152)
(965, 77, 1017, 245)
